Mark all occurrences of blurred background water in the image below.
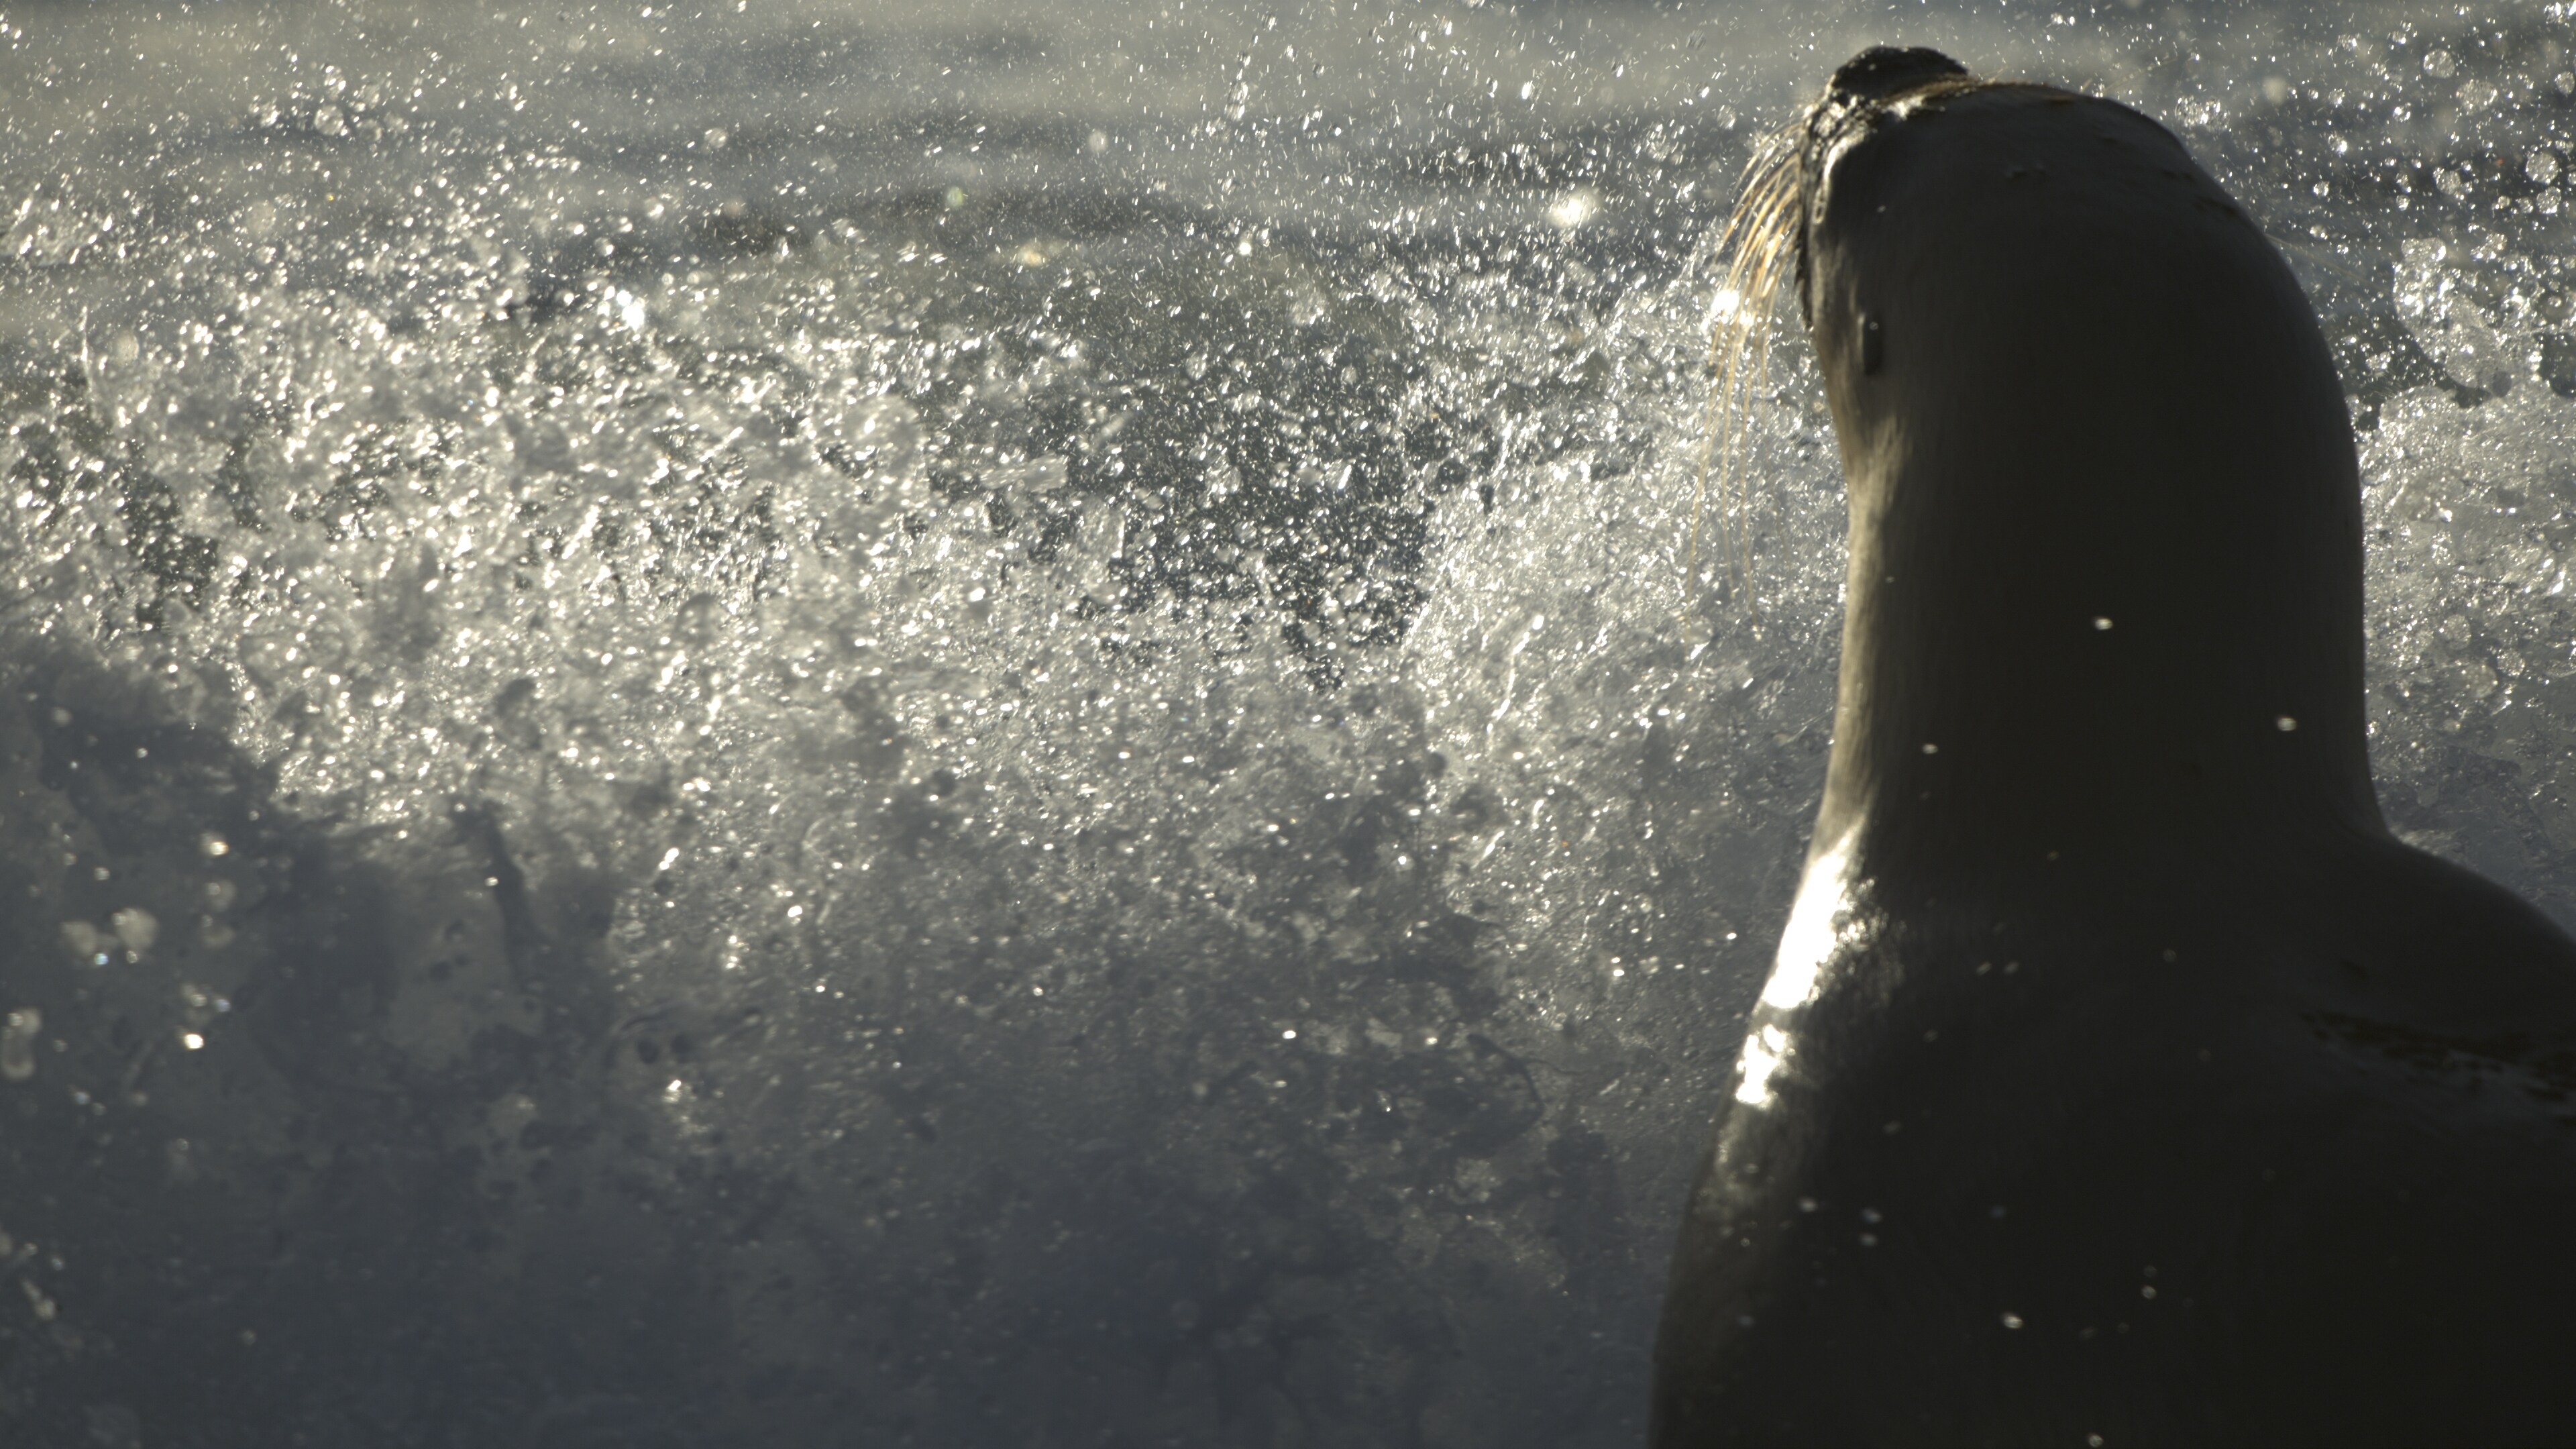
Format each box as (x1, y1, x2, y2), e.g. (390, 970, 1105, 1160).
(3, 0, 2575, 1443)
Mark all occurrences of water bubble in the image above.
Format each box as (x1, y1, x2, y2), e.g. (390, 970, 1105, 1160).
(60, 921, 107, 965)
(1, 1010, 40, 1083)
(83, 1403, 140, 1448)
(109, 908, 157, 954)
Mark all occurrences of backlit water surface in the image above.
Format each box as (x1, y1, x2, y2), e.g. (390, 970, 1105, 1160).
(4, 1, 2575, 1442)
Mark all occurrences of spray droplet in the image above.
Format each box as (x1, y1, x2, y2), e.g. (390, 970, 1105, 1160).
(1, 1010, 40, 1083)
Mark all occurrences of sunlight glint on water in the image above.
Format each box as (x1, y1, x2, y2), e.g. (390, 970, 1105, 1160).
(0, 1, 2573, 1442)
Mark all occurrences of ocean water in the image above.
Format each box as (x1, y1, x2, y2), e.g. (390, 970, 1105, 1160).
(2, 1, 2573, 1443)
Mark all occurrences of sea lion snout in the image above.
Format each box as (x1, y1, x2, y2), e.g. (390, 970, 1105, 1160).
(1793, 48, 1978, 325)
(1823, 45, 1967, 104)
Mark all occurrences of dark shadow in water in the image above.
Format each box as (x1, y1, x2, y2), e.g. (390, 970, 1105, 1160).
(0, 639, 1669, 1448)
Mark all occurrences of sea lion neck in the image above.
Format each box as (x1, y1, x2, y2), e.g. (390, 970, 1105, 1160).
(1796, 78, 2383, 877)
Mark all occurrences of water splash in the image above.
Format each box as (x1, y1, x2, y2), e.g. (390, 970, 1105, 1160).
(2, 1, 2575, 1443)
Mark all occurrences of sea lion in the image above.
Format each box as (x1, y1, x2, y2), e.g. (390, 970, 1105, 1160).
(1653, 48, 2576, 1447)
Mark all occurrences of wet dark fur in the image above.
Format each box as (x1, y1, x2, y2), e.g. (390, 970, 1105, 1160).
(1653, 49, 2576, 1447)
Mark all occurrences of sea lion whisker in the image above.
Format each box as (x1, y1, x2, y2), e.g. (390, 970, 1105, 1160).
(2270, 232, 2378, 285)
(1691, 125, 1802, 619)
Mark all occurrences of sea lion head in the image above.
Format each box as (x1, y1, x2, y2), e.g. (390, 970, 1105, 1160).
(1788, 46, 1973, 325)
(1760, 50, 2381, 873)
